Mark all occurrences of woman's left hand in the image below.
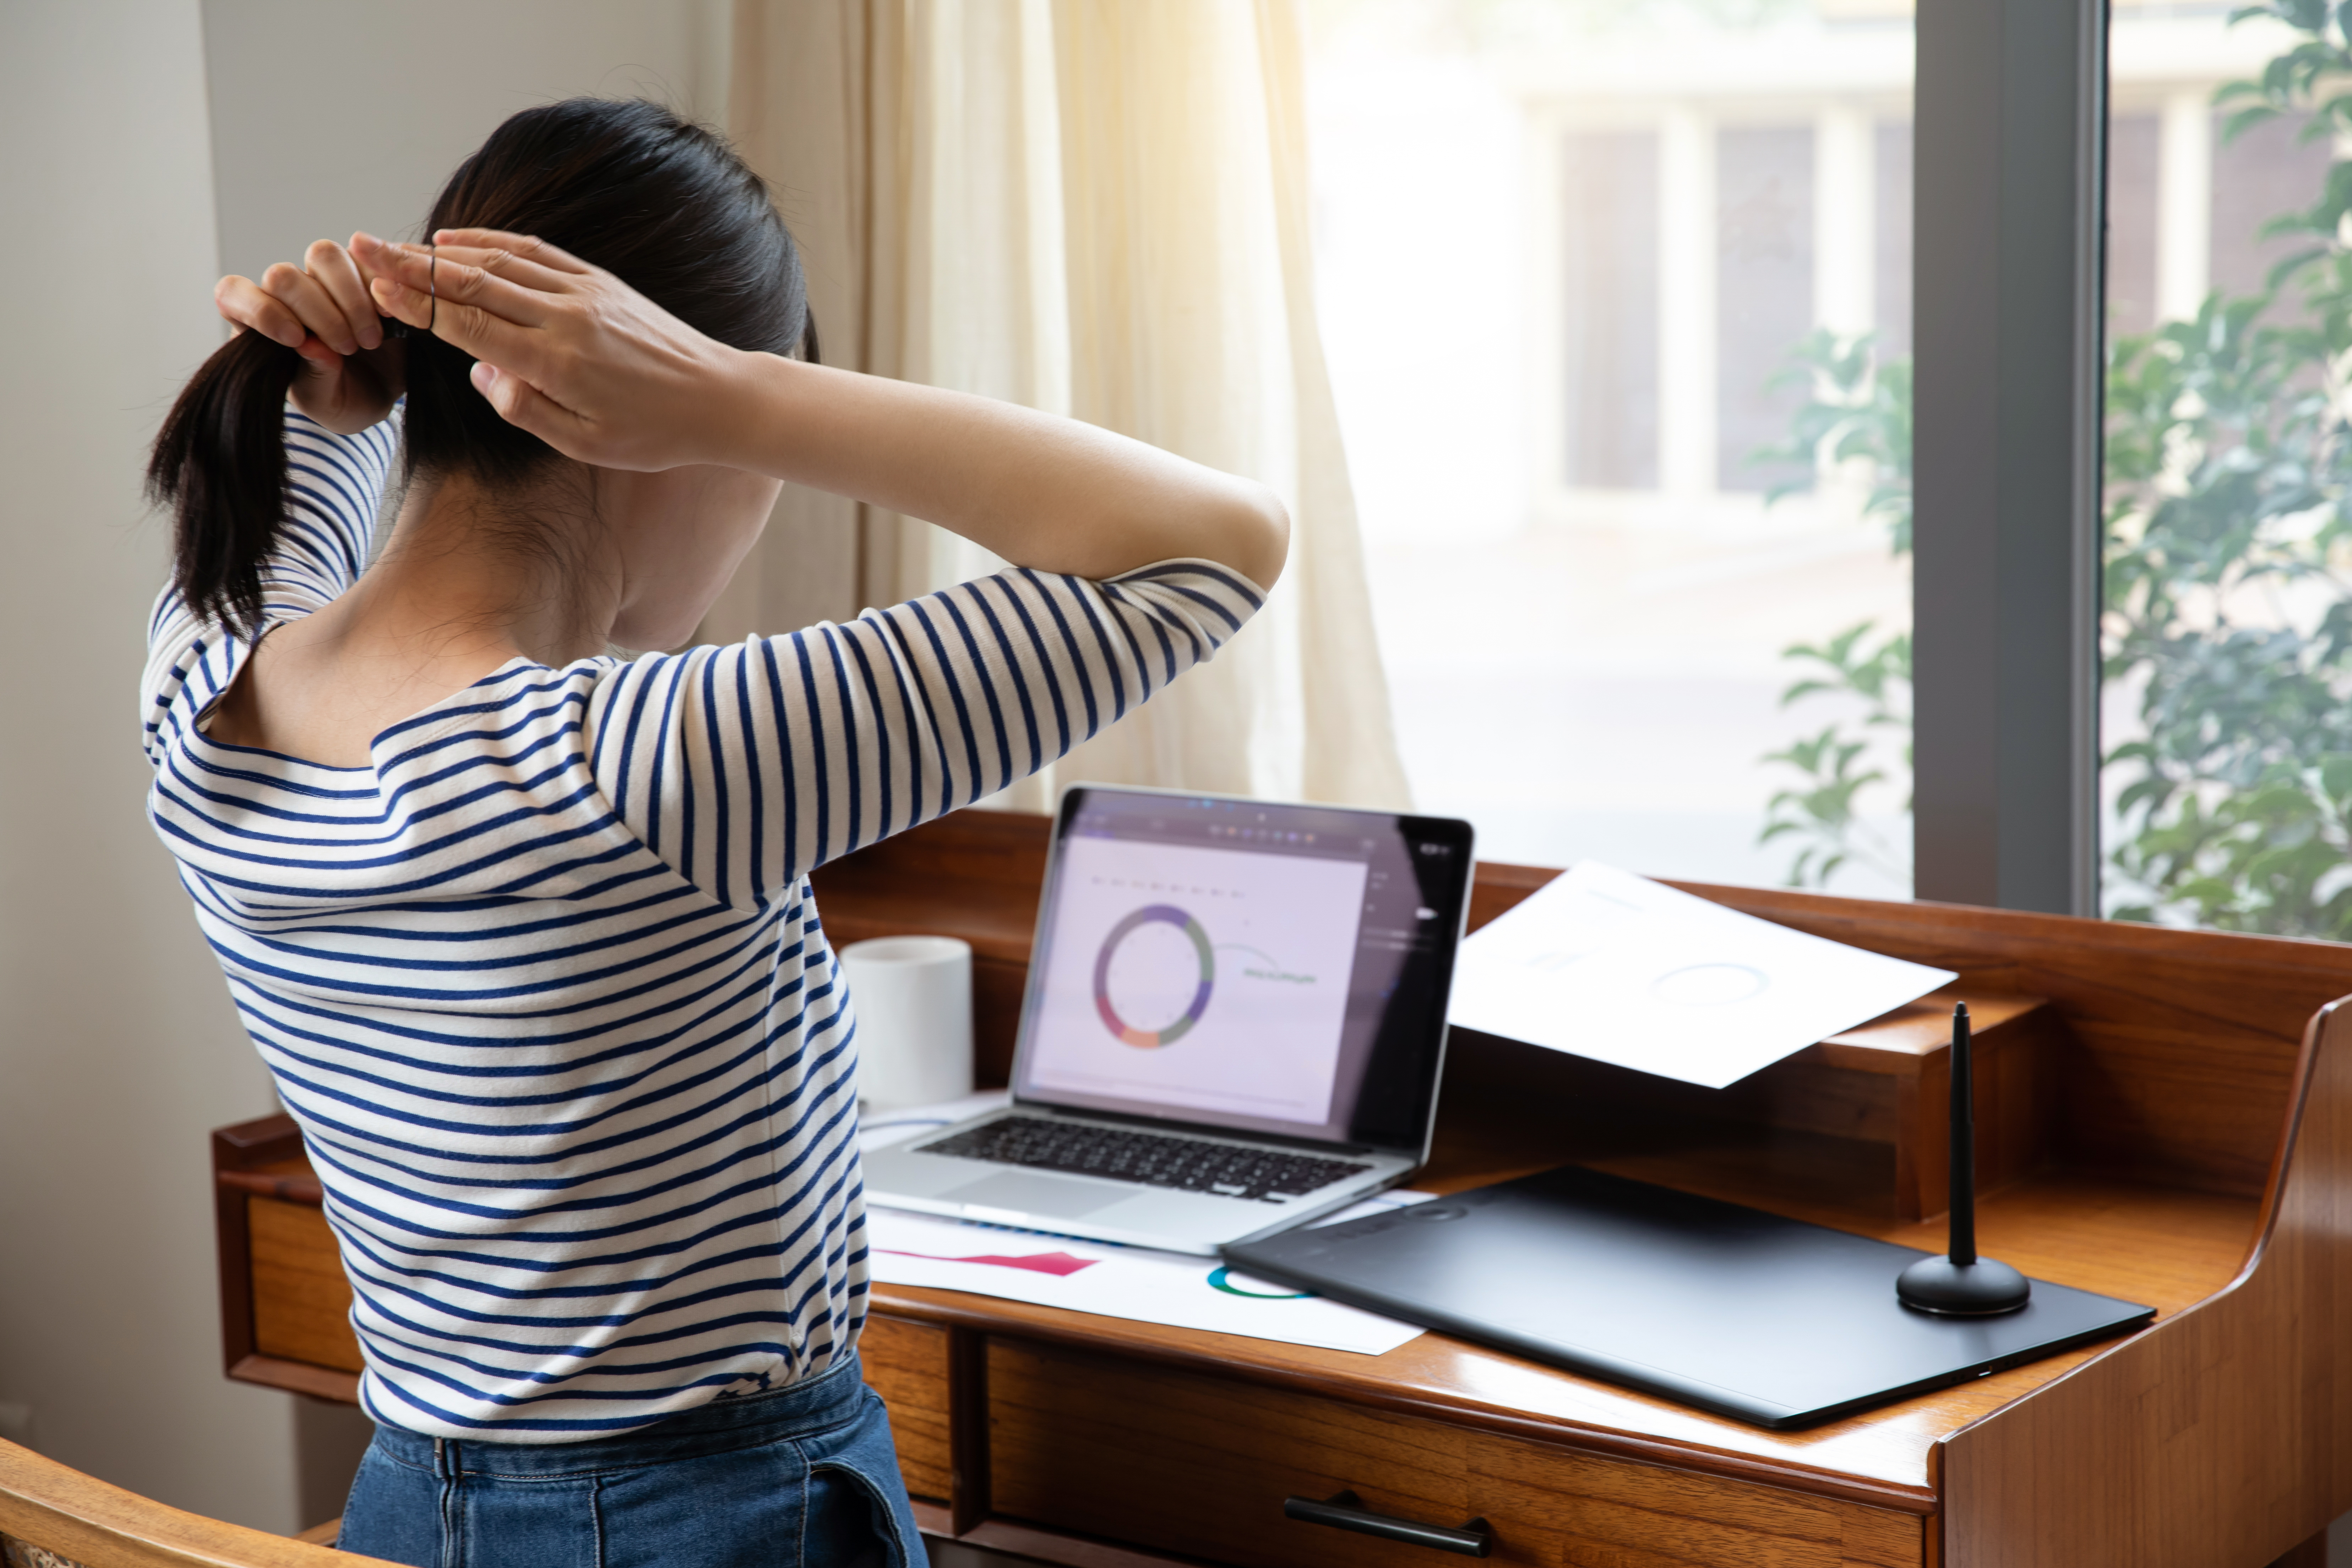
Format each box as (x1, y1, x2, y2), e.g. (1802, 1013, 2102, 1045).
(216, 234, 404, 433)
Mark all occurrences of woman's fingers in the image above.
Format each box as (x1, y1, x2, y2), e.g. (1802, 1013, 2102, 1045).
(431, 227, 594, 275)
(348, 230, 404, 289)
(214, 274, 306, 348)
(305, 239, 383, 351)
(468, 360, 582, 447)
(369, 266, 539, 375)
(369, 242, 559, 327)
(260, 259, 364, 356)
(430, 243, 580, 297)
(354, 231, 577, 297)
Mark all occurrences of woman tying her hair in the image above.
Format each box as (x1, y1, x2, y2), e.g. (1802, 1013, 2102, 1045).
(143, 99, 1284, 1568)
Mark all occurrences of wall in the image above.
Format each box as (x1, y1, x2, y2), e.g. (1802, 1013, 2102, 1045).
(0, 0, 722, 1535)
(202, 0, 731, 284)
(0, 0, 300, 1535)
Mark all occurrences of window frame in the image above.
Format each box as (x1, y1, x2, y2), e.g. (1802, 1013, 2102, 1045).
(1909, 0, 2107, 914)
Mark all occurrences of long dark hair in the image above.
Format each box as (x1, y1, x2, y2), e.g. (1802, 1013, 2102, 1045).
(148, 99, 812, 636)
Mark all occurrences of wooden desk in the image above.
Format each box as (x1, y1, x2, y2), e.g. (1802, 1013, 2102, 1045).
(211, 810, 2352, 1568)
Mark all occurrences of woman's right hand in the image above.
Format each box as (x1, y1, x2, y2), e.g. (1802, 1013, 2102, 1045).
(360, 227, 752, 472)
(215, 234, 403, 434)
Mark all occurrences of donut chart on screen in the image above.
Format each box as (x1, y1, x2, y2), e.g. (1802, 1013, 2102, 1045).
(1093, 904, 1215, 1048)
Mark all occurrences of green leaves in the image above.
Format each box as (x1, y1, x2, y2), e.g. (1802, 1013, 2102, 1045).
(1749, 327, 1914, 557)
(1748, 331, 1916, 891)
(1781, 623, 1912, 715)
(2107, 758, 2352, 938)
(1757, 617, 1913, 890)
(2218, 0, 2352, 184)
(2100, 0, 2352, 938)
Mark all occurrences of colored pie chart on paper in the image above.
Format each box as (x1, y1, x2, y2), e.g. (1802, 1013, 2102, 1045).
(1207, 1266, 1316, 1300)
(1094, 904, 1215, 1048)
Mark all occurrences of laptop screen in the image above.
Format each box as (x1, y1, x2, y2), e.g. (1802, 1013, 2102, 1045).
(1011, 787, 1475, 1153)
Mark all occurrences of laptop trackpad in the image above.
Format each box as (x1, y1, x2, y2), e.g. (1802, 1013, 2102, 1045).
(943, 1171, 1128, 1220)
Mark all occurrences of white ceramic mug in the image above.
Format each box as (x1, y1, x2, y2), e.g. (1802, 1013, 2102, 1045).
(837, 934, 976, 1110)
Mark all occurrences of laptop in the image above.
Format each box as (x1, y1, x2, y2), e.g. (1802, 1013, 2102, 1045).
(860, 785, 1475, 1256)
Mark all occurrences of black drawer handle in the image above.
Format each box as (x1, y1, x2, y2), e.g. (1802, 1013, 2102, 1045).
(1283, 1489, 1493, 1557)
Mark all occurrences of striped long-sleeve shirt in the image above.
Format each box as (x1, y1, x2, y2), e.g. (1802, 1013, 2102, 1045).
(140, 411, 1261, 1440)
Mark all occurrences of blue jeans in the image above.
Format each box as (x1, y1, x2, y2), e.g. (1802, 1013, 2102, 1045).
(336, 1355, 923, 1568)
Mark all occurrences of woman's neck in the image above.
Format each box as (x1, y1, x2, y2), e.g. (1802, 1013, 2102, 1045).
(202, 466, 623, 767)
(348, 468, 625, 668)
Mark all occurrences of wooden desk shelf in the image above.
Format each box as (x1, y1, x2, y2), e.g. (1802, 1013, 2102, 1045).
(212, 808, 2352, 1568)
(1449, 986, 2059, 1226)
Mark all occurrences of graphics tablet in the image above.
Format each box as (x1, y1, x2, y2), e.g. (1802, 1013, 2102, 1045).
(1223, 1163, 2157, 1428)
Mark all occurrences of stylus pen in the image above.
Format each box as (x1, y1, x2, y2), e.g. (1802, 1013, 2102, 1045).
(1949, 1002, 1976, 1267)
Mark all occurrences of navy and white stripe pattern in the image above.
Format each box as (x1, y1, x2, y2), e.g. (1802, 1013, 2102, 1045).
(141, 411, 1261, 1440)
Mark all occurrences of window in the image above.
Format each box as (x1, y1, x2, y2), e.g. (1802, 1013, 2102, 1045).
(1308, 0, 1916, 894)
(2098, 1, 2352, 938)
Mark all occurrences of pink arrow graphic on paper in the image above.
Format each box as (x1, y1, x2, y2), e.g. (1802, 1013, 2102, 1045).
(876, 1248, 1098, 1278)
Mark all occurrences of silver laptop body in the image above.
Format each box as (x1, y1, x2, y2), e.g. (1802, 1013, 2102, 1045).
(861, 785, 1475, 1255)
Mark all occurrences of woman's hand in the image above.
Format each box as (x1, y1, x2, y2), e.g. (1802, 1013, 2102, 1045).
(215, 235, 403, 434)
(360, 229, 749, 472)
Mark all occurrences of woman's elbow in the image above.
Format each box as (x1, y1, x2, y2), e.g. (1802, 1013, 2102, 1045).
(1225, 482, 1290, 594)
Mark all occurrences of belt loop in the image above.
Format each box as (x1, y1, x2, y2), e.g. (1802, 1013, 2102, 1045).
(434, 1436, 449, 1479)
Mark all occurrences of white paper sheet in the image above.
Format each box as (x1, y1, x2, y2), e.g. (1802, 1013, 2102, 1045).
(857, 1093, 1429, 1355)
(1445, 861, 1955, 1089)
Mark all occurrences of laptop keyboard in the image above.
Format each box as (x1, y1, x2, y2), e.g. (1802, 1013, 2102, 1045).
(916, 1116, 1374, 1203)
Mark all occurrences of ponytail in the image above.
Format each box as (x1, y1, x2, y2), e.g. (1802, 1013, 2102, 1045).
(146, 328, 303, 638)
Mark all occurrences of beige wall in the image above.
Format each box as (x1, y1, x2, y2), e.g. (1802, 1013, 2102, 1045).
(0, 0, 723, 1534)
(202, 0, 731, 284)
(0, 0, 300, 1534)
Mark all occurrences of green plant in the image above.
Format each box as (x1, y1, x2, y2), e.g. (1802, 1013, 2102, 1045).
(1759, 623, 1912, 888)
(2100, 0, 2352, 936)
(1753, 327, 1914, 553)
(2101, 295, 2352, 933)
(1749, 329, 1916, 889)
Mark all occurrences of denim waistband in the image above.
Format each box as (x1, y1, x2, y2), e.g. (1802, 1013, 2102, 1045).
(368, 1355, 869, 1477)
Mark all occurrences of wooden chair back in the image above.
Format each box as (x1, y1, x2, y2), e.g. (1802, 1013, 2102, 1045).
(0, 1439, 391, 1568)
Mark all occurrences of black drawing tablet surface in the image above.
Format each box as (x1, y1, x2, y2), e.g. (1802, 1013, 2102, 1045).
(1223, 1165, 2156, 1428)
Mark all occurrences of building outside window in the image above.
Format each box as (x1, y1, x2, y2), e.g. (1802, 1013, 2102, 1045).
(1307, 0, 2335, 931)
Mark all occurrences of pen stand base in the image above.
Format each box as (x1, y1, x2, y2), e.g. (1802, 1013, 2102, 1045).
(1895, 1254, 2032, 1315)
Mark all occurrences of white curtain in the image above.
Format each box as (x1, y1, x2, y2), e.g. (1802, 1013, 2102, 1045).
(718, 0, 1409, 811)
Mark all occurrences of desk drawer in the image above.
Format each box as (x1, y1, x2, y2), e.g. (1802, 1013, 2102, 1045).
(250, 1195, 362, 1372)
(986, 1339, 1922, 1568)
(860, 1315, 952, 1504)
